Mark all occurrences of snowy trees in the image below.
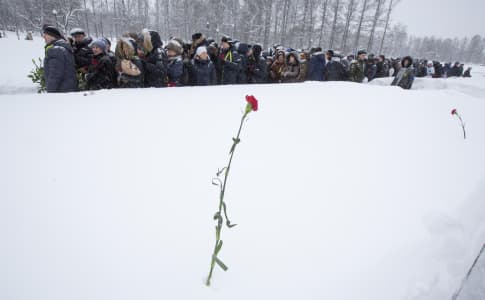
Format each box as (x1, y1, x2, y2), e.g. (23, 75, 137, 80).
(0, 0, 484, 63)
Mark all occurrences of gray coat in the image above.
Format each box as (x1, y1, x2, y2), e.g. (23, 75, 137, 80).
(44, 39, 78, 93)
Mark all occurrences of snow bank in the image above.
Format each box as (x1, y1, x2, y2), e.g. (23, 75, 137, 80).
(1, 35, 485, 300)
(0, 34, 44, 94)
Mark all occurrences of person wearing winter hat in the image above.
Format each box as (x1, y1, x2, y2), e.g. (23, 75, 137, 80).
(101, 37, 118, 86)
(190, 32, 209, 59)
(216, 36, 241, 84)
(42, 25, 78, 92)
(85, 39, 115, 90)
(247, 44, 268, 84)
(69, 28, 93, 71)
(391, 56, 415, 89)
(192, 46, 216, 85)
(138, 29, 167, 88)
(165, 40, 184, 86)
(114, 37, 144, 88)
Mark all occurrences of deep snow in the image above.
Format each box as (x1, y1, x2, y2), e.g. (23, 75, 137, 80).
(0, 34, 484, 300)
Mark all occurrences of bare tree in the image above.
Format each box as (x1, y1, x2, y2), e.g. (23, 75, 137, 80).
(354, 0, 369, 51)
(318, 0, 330, 46)
(329, 0, 340, 49)
(341, 0, 356, 52)
(367, 0, 384, 53)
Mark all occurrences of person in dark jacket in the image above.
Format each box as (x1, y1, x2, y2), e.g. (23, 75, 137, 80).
(391, 56, 415, 90)
(448, 62, 461, 77)
(165, 40, 184, 86)
(307, 47, 326, 81)
(375, 55, 389, 78)
(42, 25, 78, 93)
(433, 61, 443, 78)
(415, 60, 427, 77)
(216, 36, 241, 85)
(114, 37, 144, 88)
(349, 50, 367, 83)
(85, 39, 115, 90)
(365, 54, 377, 81)
(236, 42, 251, 84)
(324, 50, 347, 81)
(138, 29, 167, 87)
(247, 44, 268, 84)
(463, 67, 472, 77)
(101, 37, 118, 86)
(70, 28, 93, 71)
(191, 46, 217, 85)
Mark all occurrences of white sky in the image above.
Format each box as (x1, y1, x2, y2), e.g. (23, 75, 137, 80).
(392, 0, 485, 38)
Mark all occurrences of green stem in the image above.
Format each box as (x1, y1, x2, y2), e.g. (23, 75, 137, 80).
(206, 111, 249, 286)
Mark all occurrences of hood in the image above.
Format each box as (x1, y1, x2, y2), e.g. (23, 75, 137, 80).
(115, 37, 136, 60)
(401, 56, 413, 68)
(286, 52, 300, 65)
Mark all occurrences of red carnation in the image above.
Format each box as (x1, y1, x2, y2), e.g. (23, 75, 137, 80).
(451, 108, 457, 115)
(245, 95, 258, 112)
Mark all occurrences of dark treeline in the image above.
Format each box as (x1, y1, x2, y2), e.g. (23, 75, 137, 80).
(1, 0, 485, 64)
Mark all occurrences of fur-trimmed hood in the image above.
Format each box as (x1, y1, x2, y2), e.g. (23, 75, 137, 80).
(115, 37, 136, 60)
(140, 29, 163, 53)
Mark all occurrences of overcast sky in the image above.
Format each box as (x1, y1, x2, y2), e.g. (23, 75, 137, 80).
(392, 0, 485, 38)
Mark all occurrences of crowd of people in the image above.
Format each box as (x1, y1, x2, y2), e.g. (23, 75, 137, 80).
(41, 25, 473, 93)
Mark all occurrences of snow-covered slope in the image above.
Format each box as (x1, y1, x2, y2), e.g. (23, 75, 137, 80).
(1, 35, 484, 300)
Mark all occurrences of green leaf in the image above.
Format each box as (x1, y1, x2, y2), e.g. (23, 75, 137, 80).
(215, 240, 223, 254)
(214, 256, 228, 271)
(226, 221, 237, 228)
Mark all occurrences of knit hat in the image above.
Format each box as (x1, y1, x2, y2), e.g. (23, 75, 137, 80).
(43, 25, 63, 40)
(196, 46, 207, 56)
(326, 49, 334, 57)
(90, 39, 107, 52)
(357, 49, 367, 56)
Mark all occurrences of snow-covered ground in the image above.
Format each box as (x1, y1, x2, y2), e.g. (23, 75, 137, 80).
(1, 34, 484, 300)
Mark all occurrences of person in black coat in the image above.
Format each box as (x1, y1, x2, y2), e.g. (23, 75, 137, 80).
(375, 55, 389, 78)
(247, 44, 268, 84)
(69, 28, 93, 71)
(42, 26, 78, 93)
(463, 67, 472, 77)
(307, 47, 326, 81)
(165, 40, 184, 87)
(138, 30, 167, 87)
(216, 36, 241, 85)
(101, 37, 118, 87)
(324, 50, 348, 81)
(236, 42, 251, 84)
(432, 61, 443, 78)
(85, 39, 115, 90)
(448, 62, 461, 77)
(191, 46, 216, 85)
(365, 55, 377, 81)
